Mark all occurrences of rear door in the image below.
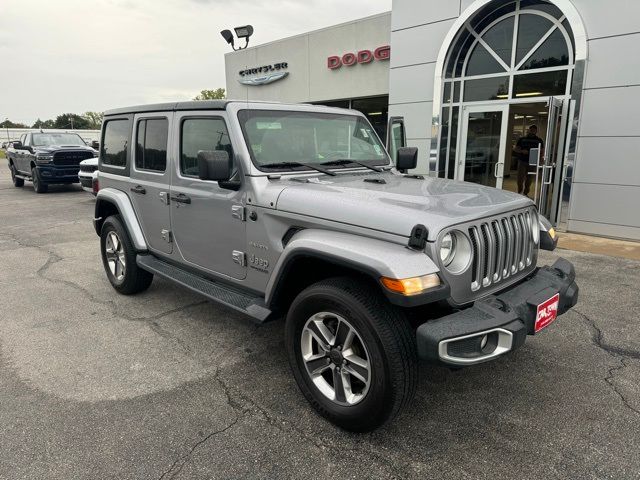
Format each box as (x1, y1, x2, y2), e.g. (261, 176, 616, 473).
(15, 134, 28, 173)
(129, 113, 173, 255)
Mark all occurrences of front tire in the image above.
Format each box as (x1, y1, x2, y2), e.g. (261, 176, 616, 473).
(10, 164, 24, 187)
(285, 277, 417, 432)
(100, 215, 153, 294)
(31, 167, 48, 193)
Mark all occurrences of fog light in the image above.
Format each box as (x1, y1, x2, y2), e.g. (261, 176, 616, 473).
(479, 334, 488, 349)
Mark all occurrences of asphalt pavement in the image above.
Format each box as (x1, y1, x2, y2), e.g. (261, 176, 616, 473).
(1, 171, 639, 479)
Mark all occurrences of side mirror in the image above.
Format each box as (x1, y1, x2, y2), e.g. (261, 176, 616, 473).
(396, 147, 418, 173)
(197, 150, 240, 190)
(12, 141, 23, 149)
(197, 150, 232, 181)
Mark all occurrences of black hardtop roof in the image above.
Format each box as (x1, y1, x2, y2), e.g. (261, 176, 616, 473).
(104, 100, 229, 116)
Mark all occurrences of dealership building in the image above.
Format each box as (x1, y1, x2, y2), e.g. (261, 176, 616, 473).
(225, 0, 640, 241)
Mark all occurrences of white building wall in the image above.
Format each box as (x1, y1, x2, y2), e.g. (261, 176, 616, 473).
(390, 0, 640, 240)
(568, 3, 640, 240)
(388, 2, 460, 173)
(225, 13, 390, 104)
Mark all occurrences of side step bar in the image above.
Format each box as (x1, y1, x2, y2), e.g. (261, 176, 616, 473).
(136, 254, 272, 323)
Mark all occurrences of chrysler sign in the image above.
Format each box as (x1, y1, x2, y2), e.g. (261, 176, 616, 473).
(238, 62, 289, 86)
(327, 45, 390, 69)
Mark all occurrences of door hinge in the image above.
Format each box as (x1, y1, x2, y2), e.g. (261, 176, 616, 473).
(161, 229, 172, 243)
(232, 250, 246, 267)
(159, 191, 170, 205)
(231, 205, 246, 221)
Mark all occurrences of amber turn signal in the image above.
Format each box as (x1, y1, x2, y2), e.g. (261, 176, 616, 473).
(380, 274, 441, 296)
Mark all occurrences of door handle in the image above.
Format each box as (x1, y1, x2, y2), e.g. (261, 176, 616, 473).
(494, 162, 502, 178)
(130, 185, 146, 195)
(170, 193, 191, 204)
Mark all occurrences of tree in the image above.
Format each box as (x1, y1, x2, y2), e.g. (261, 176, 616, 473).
(193, 88, 226, 101)
(83, 111, 104, 129)
(53, 113, 91, 130)
(32, 118, 55, 129)
(0, 119, 28, 128)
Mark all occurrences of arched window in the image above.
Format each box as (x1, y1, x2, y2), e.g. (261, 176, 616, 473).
(443, 0, 574, 102)
(437, 0, 576, 179)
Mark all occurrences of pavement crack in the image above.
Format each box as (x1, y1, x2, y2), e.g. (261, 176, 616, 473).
(212, 369, 411, 479)
(575, 309, 640, 417)
(1, 231, 209, 326)
(156, 369, 248, 480)
(157, 416, 242, 480)
(574, 309, 640, 360)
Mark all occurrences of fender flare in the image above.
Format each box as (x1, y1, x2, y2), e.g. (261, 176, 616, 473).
(94, 188, 147, 251)
(265, 229, 446, 308)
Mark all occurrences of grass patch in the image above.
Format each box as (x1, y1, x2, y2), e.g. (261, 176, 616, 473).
(0, 150, 6, 159)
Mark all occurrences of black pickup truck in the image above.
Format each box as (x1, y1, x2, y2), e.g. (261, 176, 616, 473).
(8, 132, 97, 193)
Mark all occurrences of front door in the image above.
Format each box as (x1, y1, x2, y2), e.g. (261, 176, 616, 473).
(458, 105, 509, 189)
(129, 113, 173, 255)
(170, 112, 247, 280)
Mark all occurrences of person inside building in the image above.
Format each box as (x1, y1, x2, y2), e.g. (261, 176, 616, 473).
(513, 125, 544, 197)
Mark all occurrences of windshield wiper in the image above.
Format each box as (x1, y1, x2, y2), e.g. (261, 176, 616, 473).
(261, 161, 336, 176)
(320, 159, 383, 172)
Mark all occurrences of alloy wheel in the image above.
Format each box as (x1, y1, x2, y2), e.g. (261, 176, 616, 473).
(300, 312, 371, 406)
(105, 231, 127, 281)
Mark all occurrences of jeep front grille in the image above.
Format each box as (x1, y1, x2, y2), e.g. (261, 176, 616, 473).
(79, 163, 98, 173)
(468, 210, 535, 291)
(53, 151, 93, 166)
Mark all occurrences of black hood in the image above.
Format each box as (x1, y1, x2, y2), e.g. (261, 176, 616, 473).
(34, 144, 96, 154)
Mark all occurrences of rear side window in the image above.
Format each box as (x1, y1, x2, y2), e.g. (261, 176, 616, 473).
(135, 118, 168, 172)
(102, 119, 131, 167)
(180, 118, 233, 177)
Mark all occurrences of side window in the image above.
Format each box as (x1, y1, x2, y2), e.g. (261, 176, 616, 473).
(135, 118, 168, 172)
(102, 119, 131, 167)
(180, 118, 233, 177)
(23, 134, 31, 147)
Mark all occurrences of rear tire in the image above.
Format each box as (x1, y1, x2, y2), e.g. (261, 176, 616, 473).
(10, 164, 24, 187)
(100, 215, 153, 295)
(31, 167, 48, 193)
(285, 277, 417, 432)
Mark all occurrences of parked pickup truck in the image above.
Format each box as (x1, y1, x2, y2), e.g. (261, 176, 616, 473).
(8, 131, 98, 193)
(94, 100, 577, 431)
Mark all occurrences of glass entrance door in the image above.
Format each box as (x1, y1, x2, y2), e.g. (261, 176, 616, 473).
(537, 97, 565, 220)
(458, 105, 509, 188)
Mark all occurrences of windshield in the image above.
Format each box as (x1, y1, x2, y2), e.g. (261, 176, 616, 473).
(32, 133, 87, 147)
(238, 110, 389, 171)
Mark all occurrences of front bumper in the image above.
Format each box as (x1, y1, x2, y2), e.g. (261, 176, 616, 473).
(79, 173, 93, 191)
(36, 165, 79, 184)
(416, 258, 578, 366)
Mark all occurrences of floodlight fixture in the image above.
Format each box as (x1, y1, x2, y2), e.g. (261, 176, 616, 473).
(220, 25, 254, 51)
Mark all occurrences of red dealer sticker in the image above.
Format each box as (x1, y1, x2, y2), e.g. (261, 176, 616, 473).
(535, 293, 560, 332)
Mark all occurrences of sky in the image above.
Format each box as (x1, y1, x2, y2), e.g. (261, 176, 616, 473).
(0, 0, 391, 125)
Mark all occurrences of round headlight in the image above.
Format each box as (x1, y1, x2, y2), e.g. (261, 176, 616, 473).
(440, 230, 473, 274)
(439, 232, 456, 266)
(531, 211, 540, 245)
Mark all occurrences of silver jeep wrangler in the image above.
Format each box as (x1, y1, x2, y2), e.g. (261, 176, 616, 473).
(94, 100, 578, 431)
